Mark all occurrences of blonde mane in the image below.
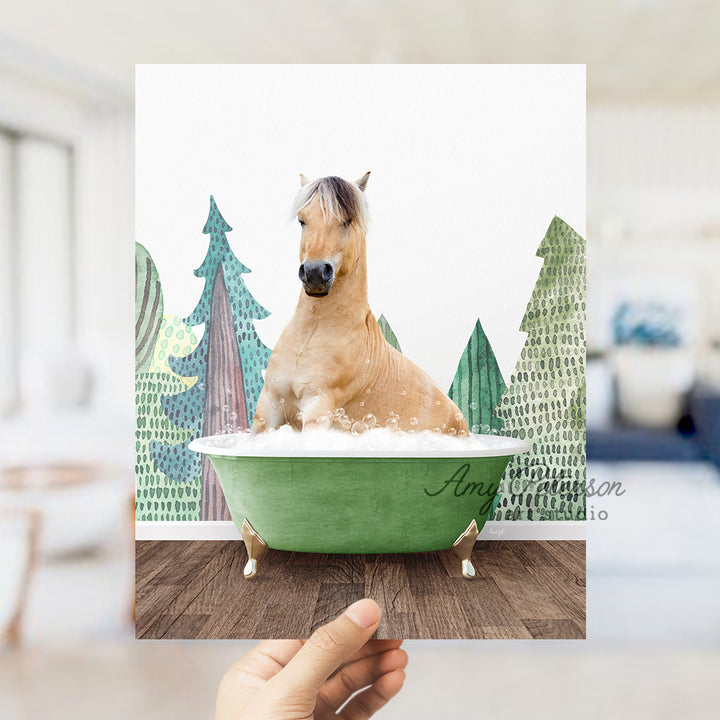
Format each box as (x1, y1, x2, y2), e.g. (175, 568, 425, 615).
(291, 176, 369, 233)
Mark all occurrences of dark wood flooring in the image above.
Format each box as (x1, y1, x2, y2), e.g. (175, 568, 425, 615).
(135, 540, 585, 640)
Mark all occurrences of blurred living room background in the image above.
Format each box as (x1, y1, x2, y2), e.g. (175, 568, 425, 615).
(1, 1, 720, 718)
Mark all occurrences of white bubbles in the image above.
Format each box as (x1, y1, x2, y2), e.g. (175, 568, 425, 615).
(400, 390, 407, 396)
(480, 424, 491, 434)
(455, 412, 464, 422)
(409, 417, 419, 428)
(359, 401, 365, 407)
(339, 414, 352, 430)
(448, 427, 457, 436)
(198, 426, 520, 455)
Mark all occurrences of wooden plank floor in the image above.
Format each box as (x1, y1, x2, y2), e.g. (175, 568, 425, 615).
(136, 540, 585, 640)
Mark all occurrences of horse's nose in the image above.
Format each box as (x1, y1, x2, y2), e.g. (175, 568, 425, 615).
(299, 261, 334, 296)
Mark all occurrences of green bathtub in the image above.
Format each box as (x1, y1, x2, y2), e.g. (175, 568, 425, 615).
(190, 433, 531, 578)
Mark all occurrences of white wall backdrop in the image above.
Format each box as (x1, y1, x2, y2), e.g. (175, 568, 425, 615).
(136, 65, 585, 390)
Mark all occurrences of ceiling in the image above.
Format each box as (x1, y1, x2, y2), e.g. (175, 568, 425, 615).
(1, 0, 719, 106)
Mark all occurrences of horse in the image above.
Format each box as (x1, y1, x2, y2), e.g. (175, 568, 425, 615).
(251, 173, 469, 436)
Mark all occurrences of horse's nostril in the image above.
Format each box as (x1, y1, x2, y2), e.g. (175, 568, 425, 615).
(322, 263, 333, 282)
(298, 264, 306, 281)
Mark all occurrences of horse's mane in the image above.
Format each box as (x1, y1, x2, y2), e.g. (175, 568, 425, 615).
(291, 176, 369, 233)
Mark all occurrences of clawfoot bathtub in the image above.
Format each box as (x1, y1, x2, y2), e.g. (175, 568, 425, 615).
(189, 433, 530, 579)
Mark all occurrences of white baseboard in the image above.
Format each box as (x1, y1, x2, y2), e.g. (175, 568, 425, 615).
(135, 520, 585, 542)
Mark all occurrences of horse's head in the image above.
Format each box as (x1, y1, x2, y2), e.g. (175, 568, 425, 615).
(292, 173, 370, 297)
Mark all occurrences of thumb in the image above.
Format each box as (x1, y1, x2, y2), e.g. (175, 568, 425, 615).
(269, 599, 381, 700)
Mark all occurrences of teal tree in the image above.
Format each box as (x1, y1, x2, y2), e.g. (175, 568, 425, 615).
(495, 217, 586, 521)
(151, 196, 271, 521)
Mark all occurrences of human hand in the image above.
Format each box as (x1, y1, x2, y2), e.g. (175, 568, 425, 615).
(215, 599, 407, 719)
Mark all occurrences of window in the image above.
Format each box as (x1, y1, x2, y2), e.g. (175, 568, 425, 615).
(0, 128, 75, 416)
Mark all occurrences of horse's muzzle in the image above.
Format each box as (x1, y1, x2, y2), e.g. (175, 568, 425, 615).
(299, 261, 334, 296)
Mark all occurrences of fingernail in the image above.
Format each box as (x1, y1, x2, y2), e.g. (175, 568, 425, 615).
(345, 599, 380, 628)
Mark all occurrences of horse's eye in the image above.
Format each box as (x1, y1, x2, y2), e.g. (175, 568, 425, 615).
(298, 219, 305, 227)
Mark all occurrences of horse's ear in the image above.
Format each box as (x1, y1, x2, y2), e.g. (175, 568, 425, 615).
(299, 174, 311, 187)
(355, 171, 371, 192)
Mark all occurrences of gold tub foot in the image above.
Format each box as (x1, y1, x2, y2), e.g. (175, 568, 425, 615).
(240, 519, 269, 579)
(451, 519, 479, 579)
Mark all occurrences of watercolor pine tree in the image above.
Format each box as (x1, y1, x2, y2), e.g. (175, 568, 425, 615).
(151, 196, 271, 521)
(495, 217, 586, 521)
(448, 318, 506, 520)
(448, 319, 505, 434)
(135, 243, 201, 521)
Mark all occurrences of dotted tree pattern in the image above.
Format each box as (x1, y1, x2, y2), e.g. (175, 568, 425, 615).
(495, 217, 586, 521)
(136, 372, 201, 520)
(150, 315, 200, 387)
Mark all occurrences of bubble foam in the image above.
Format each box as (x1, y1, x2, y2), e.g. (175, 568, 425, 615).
(190, 426, 531, 459)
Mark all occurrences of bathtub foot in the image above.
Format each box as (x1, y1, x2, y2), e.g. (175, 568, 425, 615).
(240, 519, 268, 579)
(452, 519, 479, 579)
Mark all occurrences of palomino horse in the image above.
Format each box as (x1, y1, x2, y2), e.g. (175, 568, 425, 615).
(252, 173, 468, 436)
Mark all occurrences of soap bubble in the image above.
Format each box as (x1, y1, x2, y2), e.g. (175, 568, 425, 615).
(432, 427, 441, 434)
(333, 407, 345, 420)
(490, 427, 501, 436)
(400, 390, 407, 396)
(296, 411, 304, 422)
(480, 424, 491, 435)
(455, 412, 464, 422)
(366, 388, 372, 394)
(385, 416, 399, 431)
(409, 417, 419, 428)
(317, 412, 333, 430)
(255, 416, 266, 427)
(435, 400, 441, 406)
(470, 401, 477, 410)
(363, 414, 377, 429)
(448, 427, 457, 436)
(359, 401, 365, 407)
(351, 421, 368, 435)
(471, 424, 480, 433)
(279, 398, 285, 404)
(340, 414, 352, 430)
